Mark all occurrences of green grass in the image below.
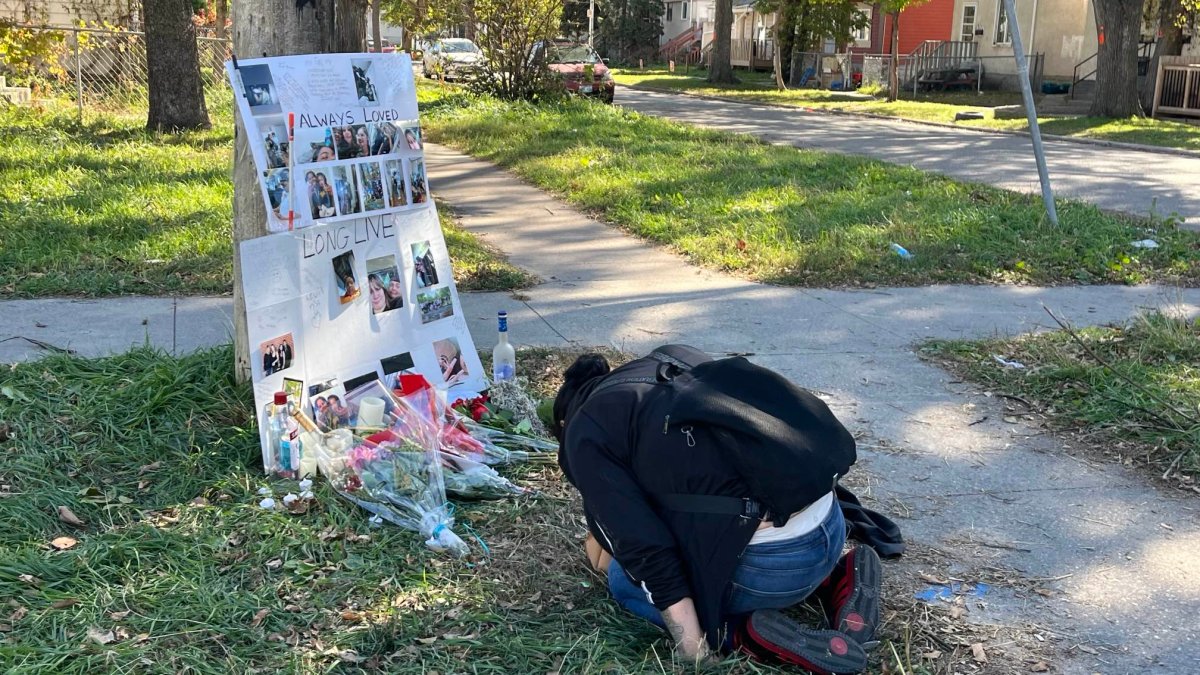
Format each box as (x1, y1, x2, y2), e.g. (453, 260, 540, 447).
(615, 68, 1200, 151)
(923, 313, 1200, 479)
(420, 89, 1200, 287)
(0, 96, 533, 298)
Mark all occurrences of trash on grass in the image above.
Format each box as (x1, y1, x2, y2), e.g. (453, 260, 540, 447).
(991, 354, 1026, 369)
(889, 243, 914, 260)
(1131, 239, 1160, 249)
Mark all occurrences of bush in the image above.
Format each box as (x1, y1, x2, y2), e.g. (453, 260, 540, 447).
(0, 21, 68, 91)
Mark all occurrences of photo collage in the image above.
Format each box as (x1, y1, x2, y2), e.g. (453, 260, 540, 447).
(239, 56, 427, 228)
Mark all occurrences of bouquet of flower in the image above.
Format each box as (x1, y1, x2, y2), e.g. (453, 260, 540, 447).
(303, 393, 469, 557)
(440, 452, 530, 500)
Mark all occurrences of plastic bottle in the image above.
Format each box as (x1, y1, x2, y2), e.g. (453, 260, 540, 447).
(889, 243, 914, 260)
(492, 311, 516, 383)
(267, 392, 293, 477)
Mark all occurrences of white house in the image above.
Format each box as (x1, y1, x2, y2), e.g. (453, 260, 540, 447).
(660, 0, 714, 48)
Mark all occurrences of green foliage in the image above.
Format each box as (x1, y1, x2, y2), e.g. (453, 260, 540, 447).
(0, 20, 68, 90)
(420, 88, 1200, 287)
(584, 0, 665, 64)
(469, 0, 563, 101)
(925, 313, 1200, 478)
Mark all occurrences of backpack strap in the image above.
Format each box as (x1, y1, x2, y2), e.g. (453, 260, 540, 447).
(658, 493, 765, 521)
(589, 348, 700, 395)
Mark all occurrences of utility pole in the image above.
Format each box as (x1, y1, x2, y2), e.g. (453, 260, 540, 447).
(1002, 0, 1058, 226)
(588, 0, 594, 48)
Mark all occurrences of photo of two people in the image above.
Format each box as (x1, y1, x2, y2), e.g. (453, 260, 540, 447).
(333, 251, 360, 304)
(261, 121, 290, 169)
(411, 240, 440, 288)
(305, 170, 336, 218)
(295, 126, 337, 164)
(366, 255, 404, 315)
(310, 382, 354, 431)
(259, 333, 295, 376)
(332, 123, 400, 161)
(240, 64, 280, 116)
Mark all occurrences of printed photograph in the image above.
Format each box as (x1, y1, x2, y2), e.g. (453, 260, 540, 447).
(332, 250, 360, 305)
(261, 121, 290, 169)
(259, 333, 296, 377)
(295, 126, 336, 164)
(403, 125, 422, 151)
(384, 159, 408, 207)
(370, 122, 398, 156)
(263, 168, 292, 220)
(305, 170, 336, 219)
(410, 159, 428, 204)
(358, 161, 386, 212)
(240, 64, 280, 115)
(410, 240, 440, 289)
(282, 377, 305, 404)
(351, 59, 379, 106)
(433, 337, 469, 388)
(366, 255, 404, 315)
(417, 286, 454, 324)
(381, 351, 416, 393)
(334, 125, 371, 160)
(310, 382, 352, 431)
(331, 165, 361, 216)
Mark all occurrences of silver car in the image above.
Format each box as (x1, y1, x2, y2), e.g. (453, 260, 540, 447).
(422, 38, 483, 80)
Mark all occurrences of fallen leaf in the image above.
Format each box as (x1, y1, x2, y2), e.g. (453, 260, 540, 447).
(0, 623, 11, 632)
(284, 604, 301, 613)
(339, 650, 363, 663)
(415, 636, 437, 645)
(265, 558, 283, 570)
(137, 480, 150, 490)
(138, 462, 161, 475)
(1074, 644, 1098, 655)
(736, 238, 747, 252)
(51, 598, 79, 609)
(17, 574, 40, 586)
(1034, 588, 1054, 597)
(109, 610, 131, 620)
(1030, 662, 1050, 672)
(919, 572, 948, 585)
(9, 606, 28, 622)
(87, 626, 116, 645)
(971, 643, 988, 663)
(950, 604, 966, 619)
(132, 633, 150, 643)
(50, 536, 78, 551)
(921, 650, 942, 660)
(250, 608, 270, 627)
(190, 497, 209, 507)
(57, 506, 85, 527)
(340, 610, 363, 622)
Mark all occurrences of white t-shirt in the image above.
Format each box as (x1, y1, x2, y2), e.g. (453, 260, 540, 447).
(748, 491, 835, 545)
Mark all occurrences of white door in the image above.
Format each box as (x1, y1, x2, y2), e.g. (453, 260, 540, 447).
(960, 3, 977, 42)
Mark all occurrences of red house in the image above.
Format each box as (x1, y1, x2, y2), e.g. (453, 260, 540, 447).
(854, 0, 956, 56)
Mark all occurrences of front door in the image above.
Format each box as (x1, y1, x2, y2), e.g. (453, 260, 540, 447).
(959, 3, 977, 42)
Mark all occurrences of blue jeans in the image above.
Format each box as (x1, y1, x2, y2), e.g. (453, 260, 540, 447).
(607, 502, 846, 631)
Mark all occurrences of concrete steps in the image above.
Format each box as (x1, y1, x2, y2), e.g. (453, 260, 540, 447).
(0, 76, 32, 105)
(1039, 92, 1093, 116)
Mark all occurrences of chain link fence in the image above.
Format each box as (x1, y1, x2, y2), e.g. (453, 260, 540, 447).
(5, 25, 230, 115)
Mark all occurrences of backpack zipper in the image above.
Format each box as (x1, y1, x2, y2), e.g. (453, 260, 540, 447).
(681, 426, 696, 447)
(662, 415, 670, 434)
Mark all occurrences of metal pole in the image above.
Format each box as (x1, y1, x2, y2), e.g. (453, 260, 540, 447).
(73, 29, 83, 121)
(1002, 0, 1058, 226)
(587, 0, 594, 49)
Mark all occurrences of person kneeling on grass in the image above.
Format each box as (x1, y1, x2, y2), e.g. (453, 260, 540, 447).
(554, 345, 901, 674)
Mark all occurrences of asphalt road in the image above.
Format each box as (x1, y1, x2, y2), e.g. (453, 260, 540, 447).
(617, 87, 1200, 226)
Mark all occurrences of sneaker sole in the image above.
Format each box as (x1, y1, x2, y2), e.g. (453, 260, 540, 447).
(836, 545, 882, 644)
(746, 609, 867, 674)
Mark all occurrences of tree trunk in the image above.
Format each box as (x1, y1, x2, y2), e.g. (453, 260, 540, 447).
(787, 5, 808, 87)
(215, 0, 228, 39)
(464, 0, 476, 41)
(231, 0, 332, 382)
(370, 0, 382, 50)
(709, 0, 736, 83)
(1090, 0, 1144, 116)
(771, 15, 785, 89)
(334, 0, 368, 51)
(1139, 0, 1184, 111)
(887, 10, 899, 101)
(144, 0, 210, 131)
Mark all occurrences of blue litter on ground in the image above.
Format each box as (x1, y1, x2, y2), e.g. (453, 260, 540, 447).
(914, 582, 991, 603)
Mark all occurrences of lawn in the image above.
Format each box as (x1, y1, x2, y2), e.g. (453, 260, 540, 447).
(614, 68, 1200, 152)
(923, 312, 1200, 482)
(420, 89, 1200, 287)
(0, 99, 533, 298)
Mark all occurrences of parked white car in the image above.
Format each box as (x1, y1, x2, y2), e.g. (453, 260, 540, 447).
(422, 38, 483, 80)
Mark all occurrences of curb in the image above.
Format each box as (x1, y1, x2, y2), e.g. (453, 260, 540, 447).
(618, 84, 1200, 160)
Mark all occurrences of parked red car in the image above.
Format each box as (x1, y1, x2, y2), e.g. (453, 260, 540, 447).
(542, 42, 614, 104)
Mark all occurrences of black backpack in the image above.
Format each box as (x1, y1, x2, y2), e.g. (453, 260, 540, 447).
(593, 347, 857, 526)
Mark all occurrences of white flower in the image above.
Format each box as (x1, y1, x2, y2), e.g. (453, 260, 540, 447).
(257, 487, 272, 496)
(300, 490, 314, 500)
(259, 498, 276, 509)
(282, 493, 299, 505)
(298, 479, 313, 491)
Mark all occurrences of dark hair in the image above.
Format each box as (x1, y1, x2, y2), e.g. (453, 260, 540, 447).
(552, 354, 611, 444)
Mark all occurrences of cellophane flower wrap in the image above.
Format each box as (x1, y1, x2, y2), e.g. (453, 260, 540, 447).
(311, 382, 468, 557)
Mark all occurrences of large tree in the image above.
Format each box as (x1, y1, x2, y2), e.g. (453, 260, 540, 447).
(231, 0, 336, 381)
(1090, 0, 1145, 116)
(709, 0, 736, 84)
(144, 0, 210, 131)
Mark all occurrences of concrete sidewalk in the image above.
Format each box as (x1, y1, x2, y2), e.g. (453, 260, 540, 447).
(617, 87, 1200, 226)
(3, 144, 1200, 673)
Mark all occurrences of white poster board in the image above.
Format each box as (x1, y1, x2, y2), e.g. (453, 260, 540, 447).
(228, 53, 486, 463)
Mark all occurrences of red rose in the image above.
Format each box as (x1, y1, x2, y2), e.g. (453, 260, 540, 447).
(470, 404, 488, 421)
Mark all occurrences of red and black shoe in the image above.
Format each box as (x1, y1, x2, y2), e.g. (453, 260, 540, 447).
(734, 609, 867, 674)
(820, 544, 883, 646)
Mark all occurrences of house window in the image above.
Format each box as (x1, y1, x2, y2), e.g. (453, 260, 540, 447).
(666, 3, 673, 22)
(853, 6, 872, 45)
(682, 2, 688, 19)
(960, 3, 977, 42)
(994, 1, 1011, 44)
